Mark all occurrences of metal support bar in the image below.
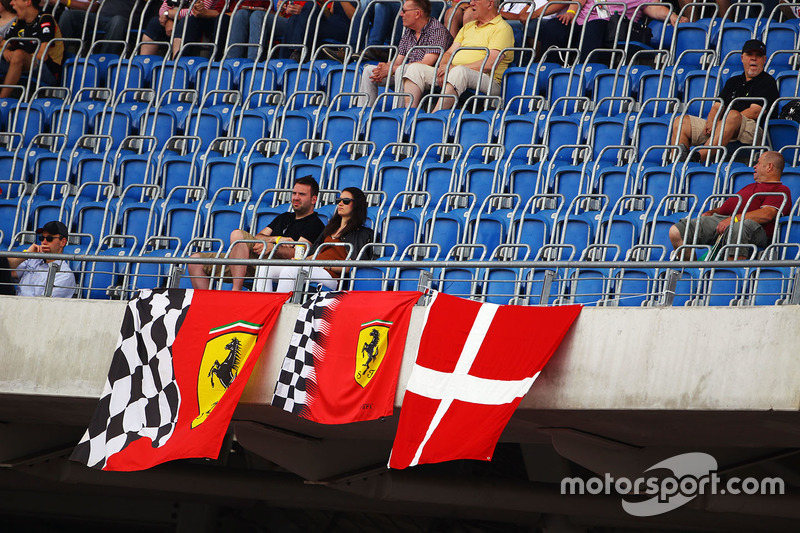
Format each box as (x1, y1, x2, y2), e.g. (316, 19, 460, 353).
(662, 269, 679, 307)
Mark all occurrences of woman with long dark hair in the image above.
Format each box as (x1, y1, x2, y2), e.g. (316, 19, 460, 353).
(274, 187, 373, 292)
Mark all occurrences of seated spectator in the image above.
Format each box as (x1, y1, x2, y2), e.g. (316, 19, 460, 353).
(226, 0, 297, 60)
(357, 0, 452, 107)
(279, 0, 356, 60)
(172, 0, 225, 57)
(0, 0, 16, 40)
(669, 151, 791, 260)
(267, 187, 373, 293)
(670, 39, 777, 163)
(141, 0, 225, 58)
(141, 0, 178, 56)
(538, 0, 686, 63)
(7, 221, 76, 298)
(401, 0, 513, 109)
(0, 0, 63, 99)
(447, 0, 554, 47)
(56, 0, 134, 54)
(188, 176, 325, 291)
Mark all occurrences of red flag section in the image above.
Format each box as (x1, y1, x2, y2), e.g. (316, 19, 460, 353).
(272, 291, 422, 424)
(75, 289, 288, 472)
(389, 292, 581, 469)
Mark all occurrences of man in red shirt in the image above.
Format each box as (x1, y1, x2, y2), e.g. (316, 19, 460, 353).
(670, 151, 793, 259)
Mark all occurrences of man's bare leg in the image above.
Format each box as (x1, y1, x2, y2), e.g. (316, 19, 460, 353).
(670, 115, 693, 147)
(699, 111, 741, 162)
(0, 50, 31, 99)
(228, 229, 253, 291)
(433, 82, 458, 111)
(402, 79, 423, 108)
(669, 224, 693, 260)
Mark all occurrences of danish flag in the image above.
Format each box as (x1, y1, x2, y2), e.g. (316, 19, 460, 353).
(389, 292, 581, 469)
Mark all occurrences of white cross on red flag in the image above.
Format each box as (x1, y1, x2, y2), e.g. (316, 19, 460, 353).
(389, 292, 581, 469)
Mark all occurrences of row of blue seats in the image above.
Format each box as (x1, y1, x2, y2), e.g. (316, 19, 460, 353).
(8, 43, 800, 150)
(644, 12, 799, 62)
(4, 129, 800, 210)
(5, 171, 800, 276)
(11, 52, 800, 128)
(353, 242, 800, 307)
(6, 99, 800, 187)
(16, 235, 797, 307)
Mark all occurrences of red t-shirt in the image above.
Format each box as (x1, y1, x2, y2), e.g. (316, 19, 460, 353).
(719, 182, 792, 237)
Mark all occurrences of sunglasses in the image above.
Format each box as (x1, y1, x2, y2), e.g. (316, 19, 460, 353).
(39, 235, 61, 243)
(335, 197, 353, 205)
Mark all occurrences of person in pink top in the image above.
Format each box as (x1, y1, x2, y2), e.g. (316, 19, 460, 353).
(669, 151, 793, 260)
(537, 0, 686, 62)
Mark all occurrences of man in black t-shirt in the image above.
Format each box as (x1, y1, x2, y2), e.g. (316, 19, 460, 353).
(671, 39, 778, 163)
(188, 176, 326, 291)
(0, 0, 63, 98)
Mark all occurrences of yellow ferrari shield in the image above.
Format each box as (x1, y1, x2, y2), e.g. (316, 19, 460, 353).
(192, 321, 262, 429)
(355, 319, 392, 388)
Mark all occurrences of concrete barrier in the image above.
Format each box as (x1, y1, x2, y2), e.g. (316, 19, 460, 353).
(2, 294, 798, 412)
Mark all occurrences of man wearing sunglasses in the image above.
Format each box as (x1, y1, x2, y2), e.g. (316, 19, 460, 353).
(6, 220, 76, 298)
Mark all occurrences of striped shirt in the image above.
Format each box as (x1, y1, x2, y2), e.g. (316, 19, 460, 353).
(398, 16, 454, 63)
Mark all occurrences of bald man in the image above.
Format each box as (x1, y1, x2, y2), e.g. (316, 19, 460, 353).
(669, 151, 792, 259)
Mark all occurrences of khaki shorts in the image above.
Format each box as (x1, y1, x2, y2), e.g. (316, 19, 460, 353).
(199, 230, 260, 282)
(688, 114, 758, 146)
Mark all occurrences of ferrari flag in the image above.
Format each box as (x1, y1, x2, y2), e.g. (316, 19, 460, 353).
(389, 292, 581, 469)
(71, 289, 288, 471)
(272, 290, 421, 424)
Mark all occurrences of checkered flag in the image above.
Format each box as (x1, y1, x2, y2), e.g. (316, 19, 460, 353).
(272, 290, 342, 416)
(71, 289, 193, 469)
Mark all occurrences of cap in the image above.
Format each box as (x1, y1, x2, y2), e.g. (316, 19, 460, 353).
(36, 221, 69, 238)
(742, 39, 767, 55)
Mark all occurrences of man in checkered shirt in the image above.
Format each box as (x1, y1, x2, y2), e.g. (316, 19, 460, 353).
(402, 0, 514, 110)
(357, 0, 452, 107)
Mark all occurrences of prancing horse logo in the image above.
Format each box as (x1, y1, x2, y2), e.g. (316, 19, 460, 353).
(208, 337, 241, 389)
(361, 328, 381, 371)
(192, 321, 262, 429)
(355, 320, 392, 388)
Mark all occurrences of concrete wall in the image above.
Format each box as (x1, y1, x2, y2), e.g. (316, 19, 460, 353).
(1, 295, 798, 412)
